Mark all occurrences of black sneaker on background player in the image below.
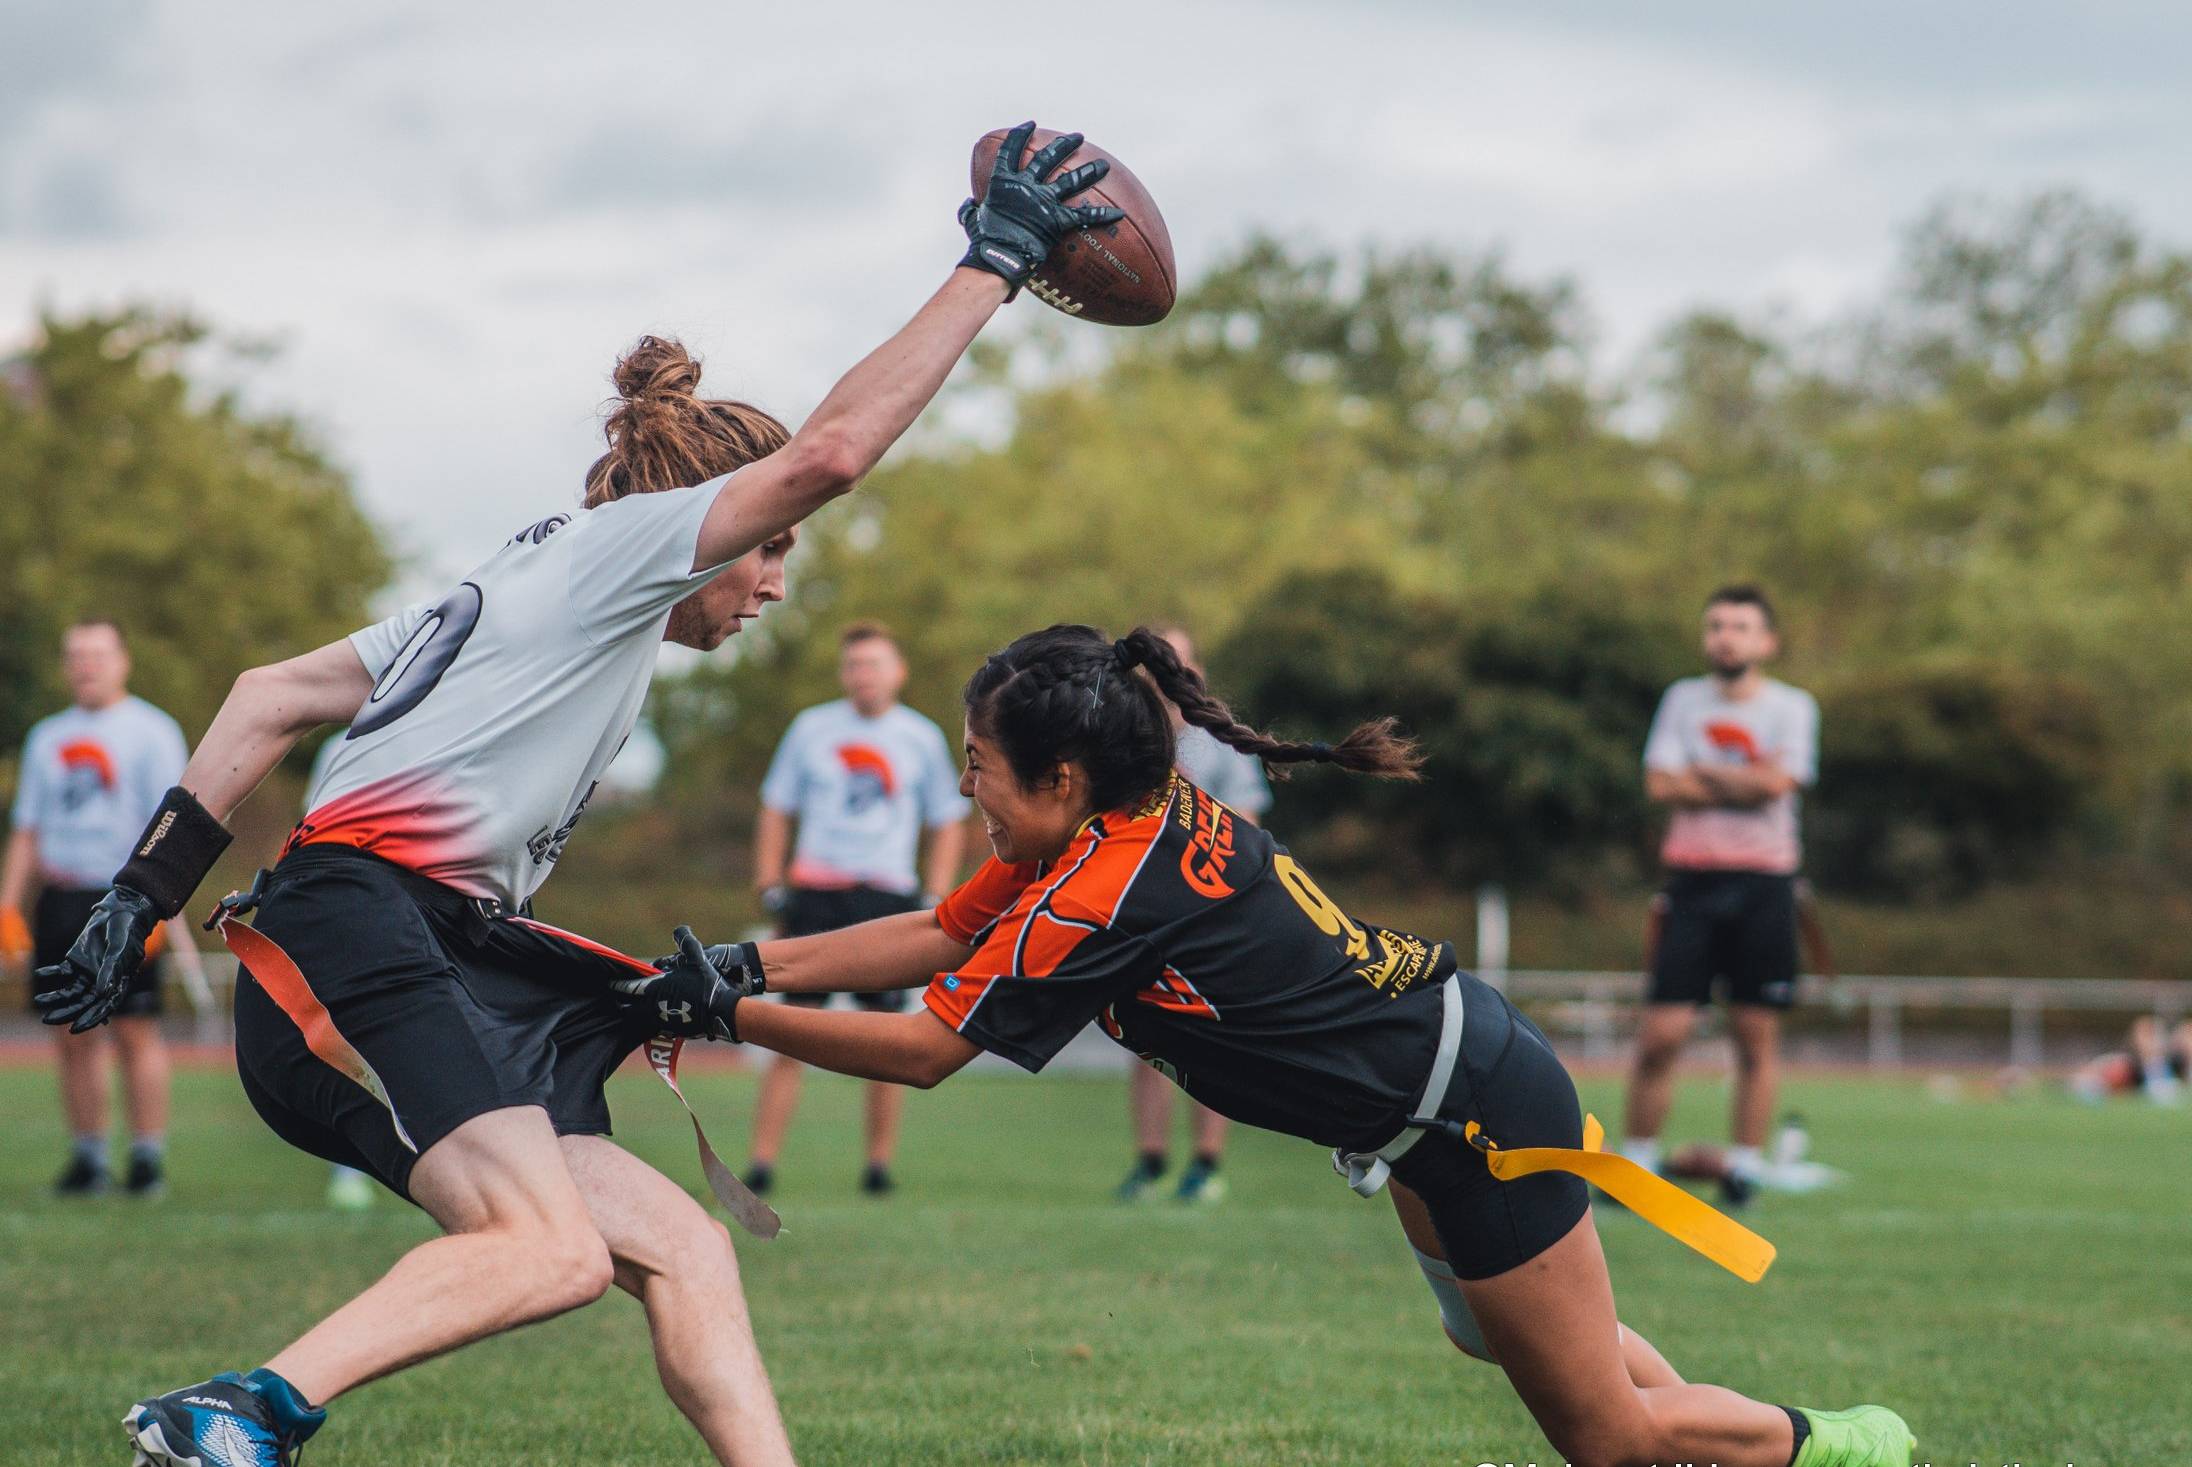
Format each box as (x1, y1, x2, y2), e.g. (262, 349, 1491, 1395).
(125, 1149, 167, 1199)
(53, 1151, 110, 1197)
(1718, 1170, 1758, 1211)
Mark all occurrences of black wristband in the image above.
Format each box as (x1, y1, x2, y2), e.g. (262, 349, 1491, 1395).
(115, 786, 234, 919)
(733, 940, 767, 996)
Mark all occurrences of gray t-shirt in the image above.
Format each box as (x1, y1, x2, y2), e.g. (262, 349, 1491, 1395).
(1643, 675, 1819, 875)
(1175, 726, 1272, 818)
(10, 696, 188, 886)
(759, 699, 968, 894)
(300, 475, 735, 906)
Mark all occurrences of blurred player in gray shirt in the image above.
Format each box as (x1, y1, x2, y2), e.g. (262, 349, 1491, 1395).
(744, 622, 968, 1196)
(2, 619, 205, 1196)
(1621, 586, 1819, 1209)
(1116, 625, 1271, 1205)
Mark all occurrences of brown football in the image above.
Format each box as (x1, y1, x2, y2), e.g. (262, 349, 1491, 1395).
(970, 127, 1175, 327)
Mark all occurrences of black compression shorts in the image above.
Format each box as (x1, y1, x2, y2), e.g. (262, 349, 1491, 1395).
(231, 845, 655, 1199)
(1647, 868, 1799, 1010)
(776, 885, 923, 1014)
(1386, 974, 1592, 1281)
(33, 885, 162, 1018)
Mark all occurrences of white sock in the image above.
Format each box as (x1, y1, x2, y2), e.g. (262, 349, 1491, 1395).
(1727, 1144, 1764, 1180)
(1621, 1138, 1662, 1171)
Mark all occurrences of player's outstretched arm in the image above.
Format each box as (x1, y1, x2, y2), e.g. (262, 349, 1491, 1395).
(759, 908, 975, 993)
(616, 926, 979, 1085)
(739, 1005, 981, 1089)
(691, 123, 1120, 571)
(691, 271, 1006, 570)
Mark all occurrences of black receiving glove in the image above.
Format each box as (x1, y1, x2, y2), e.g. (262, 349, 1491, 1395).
(958, 121, 1125, 294)
(33, 886, 163, 1033)
(612, 926, 765, 1042)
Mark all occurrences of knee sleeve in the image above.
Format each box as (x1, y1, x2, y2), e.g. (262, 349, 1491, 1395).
(1411, 1245, 1490, 1360)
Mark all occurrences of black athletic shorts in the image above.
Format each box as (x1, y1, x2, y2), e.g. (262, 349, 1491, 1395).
(1386, 973, 1592, 1281)
(230, 845, 656, 1199)
(1646, 868, 1799, 1011)
(33, 885, 162, 1018)
(777, 885, 924, 1013)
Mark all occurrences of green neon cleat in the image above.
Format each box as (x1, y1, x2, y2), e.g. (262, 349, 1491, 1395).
(1793, 1404, 1917, 1467)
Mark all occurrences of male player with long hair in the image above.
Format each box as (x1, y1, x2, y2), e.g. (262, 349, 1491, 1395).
(34, 125, 1121, 1467)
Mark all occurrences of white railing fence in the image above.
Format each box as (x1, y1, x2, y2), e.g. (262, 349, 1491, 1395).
(1494, 970, 2189, 1068)
(11, 952, 2182, 1069)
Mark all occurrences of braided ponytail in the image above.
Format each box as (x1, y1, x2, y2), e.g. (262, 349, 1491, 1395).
(1114, 626, 1423, 782)
(964, 624, 1421, 816)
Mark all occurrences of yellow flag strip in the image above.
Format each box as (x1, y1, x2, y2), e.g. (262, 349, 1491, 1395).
(1466, 1113, 1776, 1283)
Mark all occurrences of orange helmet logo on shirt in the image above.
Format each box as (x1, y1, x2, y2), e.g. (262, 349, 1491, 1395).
(58, 739, 118, 790)
(1704, 722, 1761, 763)
(836, 743, 897, 792)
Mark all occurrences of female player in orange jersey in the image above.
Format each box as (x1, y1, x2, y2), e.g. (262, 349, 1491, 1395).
(629, 624, 1918, 1467)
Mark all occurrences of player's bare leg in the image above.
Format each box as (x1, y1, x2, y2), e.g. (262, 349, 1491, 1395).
(1174, 1099, 1229, 1201)
(261, 1105, 613, 1404)
(863, 1080, 903, 1171)
(1131, 1062, 1172, 1154)
(1729, 1004, 1781, 1151)
(2128, 1015, 2162, 1069)
(560, 1135, 795, 1467)
(1191, 1101, 1228, 1158)
(2129, 1016, 2186, 1101)
(1390, 1180, 1678, 1387)
(113, 1013, 172, 1139)
(1462, 1212, 1798, 1466)
(55, 1026, 110, 1141)
(749, 1054, 804, 1171)
(1116, 1065, 1175, 1198)
(1622, 1002, 1698, 1166)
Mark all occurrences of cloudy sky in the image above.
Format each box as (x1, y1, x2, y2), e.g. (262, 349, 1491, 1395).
(6, 0, 2188, 598)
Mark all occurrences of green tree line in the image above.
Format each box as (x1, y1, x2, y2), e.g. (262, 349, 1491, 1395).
(5, 191, 2186, 918)
(1, 311, 389, 752)
(654, 189, 2191, 899)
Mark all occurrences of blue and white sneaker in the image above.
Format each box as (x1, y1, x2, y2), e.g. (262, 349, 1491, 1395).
(124, 1369, 325, 1467)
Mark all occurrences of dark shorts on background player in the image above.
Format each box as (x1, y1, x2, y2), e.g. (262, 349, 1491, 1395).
(777, 884, 924, 1014)
(1387, 974, 1592, 1280)
(33, 885, 162, 1018)
(231, 845, 656, 1199)
(1647, 868, 1799, 1010)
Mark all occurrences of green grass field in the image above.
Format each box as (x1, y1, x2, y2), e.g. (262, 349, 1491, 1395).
(5, 1061, 2187, 1465)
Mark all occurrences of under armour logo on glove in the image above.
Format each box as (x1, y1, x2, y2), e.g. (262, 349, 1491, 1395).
(610, 926, 751, 1043)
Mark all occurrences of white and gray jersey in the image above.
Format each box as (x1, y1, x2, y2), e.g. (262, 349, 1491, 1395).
(297, 476, 736, 908)
(759, 700, 968, 895)
(1642, 675, 1819, 875)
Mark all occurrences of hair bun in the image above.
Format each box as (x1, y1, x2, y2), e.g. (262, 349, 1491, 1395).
(612, 335, 702, 404)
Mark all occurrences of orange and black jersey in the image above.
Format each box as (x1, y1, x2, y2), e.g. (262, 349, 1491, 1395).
(924, 776, 1456, 1151)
